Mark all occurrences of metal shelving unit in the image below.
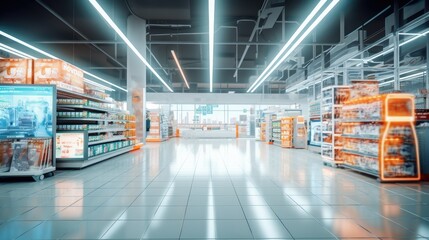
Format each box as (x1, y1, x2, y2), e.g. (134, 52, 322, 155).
(55, 89, 137, 169)
(321, 86, 350, 167)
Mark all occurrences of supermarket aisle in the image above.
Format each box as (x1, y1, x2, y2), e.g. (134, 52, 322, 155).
(0, 138, 429, 239)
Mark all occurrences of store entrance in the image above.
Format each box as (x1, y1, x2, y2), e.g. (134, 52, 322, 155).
(146, 103, 302, 140)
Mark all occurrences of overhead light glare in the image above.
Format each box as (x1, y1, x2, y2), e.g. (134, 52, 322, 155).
(249, 0, 340, 92)
(171, 50, 190, 89)
(0, 31, 126, 92)
(247, 0, 330, 92)
(89, 0, 173, 92)
(0, 43, 36, 59)
(208, 0, 215, 92)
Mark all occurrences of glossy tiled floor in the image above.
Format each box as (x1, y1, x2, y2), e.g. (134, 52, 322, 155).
(1, 138, 429, 239)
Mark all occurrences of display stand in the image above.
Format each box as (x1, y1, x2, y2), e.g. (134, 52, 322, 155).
(55, 89, 137, 169)
(0, 84, 57, 181)
(260, 122, 267, 142)
(308, 102, 322, 153)
(272, 119, 281, 146)
(321, 86, 350, 166)
(293, 116, 307, 148)
(280, 117, 293, 148)
(147, 111, 168, 142)
(341, 93, 420, 182)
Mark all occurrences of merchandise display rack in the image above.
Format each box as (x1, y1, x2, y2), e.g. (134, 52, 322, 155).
(321, 86, 350, 167)
(308, 102, 321, 153)
(260, 122, 267, 142)
(293, 116, 307, 148)
(280, 117, 293, 148)
(147, 111, 169, 142)
(341, 93, 421, 182)
(0, 84, 57, 181)
(55, 89, 137, 169)
(271, 119, 282, 146)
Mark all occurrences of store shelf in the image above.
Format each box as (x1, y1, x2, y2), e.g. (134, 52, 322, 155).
(88, 136, 127, 146)
(57, 104, 125, 114)
(57, 146, 133, 169)
(57, 89, 112, 103)
(342, 149, 378, 159)
(342, 134, 379, 140)
(341, 119, 382, 123)
(57, 118, 105, 122)
(342, 163, 379, 177)
(88, 128, 127, 133)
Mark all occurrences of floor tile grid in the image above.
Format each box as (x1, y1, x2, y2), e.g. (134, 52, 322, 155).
(285, 154, 427, 238)
(220, 147, 294, 240)
(236, 145, 374, 239)
(312, 168, 427, 237)
(177, 143, 205, 239)
(99, 147, 192, 239)
(4, 175, 123, 238)
(330, 165, 429, 234)
(214, 144, 256, 239)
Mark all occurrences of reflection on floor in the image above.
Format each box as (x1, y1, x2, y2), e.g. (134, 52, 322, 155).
(0, 138, 428, 239)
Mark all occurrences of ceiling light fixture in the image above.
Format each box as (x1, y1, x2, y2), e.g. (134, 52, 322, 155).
(248, 0, 339, 93)
(379, 71, 426, 86)
(171, 50, 190, 89)
(89, 0, 173, 92)
(208, 0, 215, 92)
(363, 30, 429, 64)
(0, 30, 126, 92)
(0, 43, 36, 59)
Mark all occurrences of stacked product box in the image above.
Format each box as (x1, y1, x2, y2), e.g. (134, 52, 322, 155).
(57, 111, 106, 119)
(88, 140, 135, 158)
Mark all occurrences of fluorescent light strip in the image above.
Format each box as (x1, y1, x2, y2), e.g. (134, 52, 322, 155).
(0, 46, 28, 58)
(366, 30, 429, 62)
(247, 0, 329, 92)
(0, 43, 36, 59)
(379, 71, 425, 86)
(209, 0, 215, 92)
(171, 50, 190, 89)
(0, 31, 57, 59)
(250, 0, 339, 92)
(377, 68, 424, 81)
(89, 0, 173, 92)
(84, 78, 115, 91)
(0, 31, 126, 92)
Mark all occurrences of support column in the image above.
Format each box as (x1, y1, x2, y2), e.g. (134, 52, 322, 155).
(393, 32, 400, 91)
(393, 0, 400, 91)
(127, 16, 147, 143)
(426, 36, 429, 108)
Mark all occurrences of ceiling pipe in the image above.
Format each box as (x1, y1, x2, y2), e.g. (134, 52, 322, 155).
(147, 24, 191, 28)
(35, 0, 126, 69)
(36, 40, 336, 46)
(233, 0, 270, 78)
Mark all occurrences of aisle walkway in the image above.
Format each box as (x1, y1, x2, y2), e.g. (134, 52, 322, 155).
(0, 138, 428, 239)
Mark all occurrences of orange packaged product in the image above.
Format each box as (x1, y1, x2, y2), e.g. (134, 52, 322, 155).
(0, 59, 33, 84)
(33, 59, 84, 93)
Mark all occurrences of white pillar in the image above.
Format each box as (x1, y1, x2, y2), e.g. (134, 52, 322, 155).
(127, 16, 147, 143)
